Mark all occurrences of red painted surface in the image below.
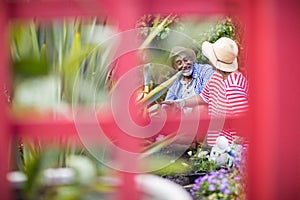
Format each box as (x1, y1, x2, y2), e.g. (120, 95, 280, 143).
(8, 0, 106, 19)
(273, 1, 300, 199)
(246, 1, 278, 200)
(0, 1, 12, 199)
(135, 0, 237, 16)
(246, 1, 300, 199)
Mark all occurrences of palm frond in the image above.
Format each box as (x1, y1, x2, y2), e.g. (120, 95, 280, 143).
(137, 70, 182, 107)
(140, 132, 176, 158)
(140, 15, 171, 49)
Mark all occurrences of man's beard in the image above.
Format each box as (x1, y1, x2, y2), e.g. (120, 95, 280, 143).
(181, 64, 193, 76)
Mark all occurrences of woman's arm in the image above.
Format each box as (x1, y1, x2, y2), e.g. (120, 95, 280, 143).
(162, 94, 207, 108)
(184, 94, 207, 107)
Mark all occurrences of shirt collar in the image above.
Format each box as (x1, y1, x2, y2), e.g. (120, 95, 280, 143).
(180, 75, 196, 85)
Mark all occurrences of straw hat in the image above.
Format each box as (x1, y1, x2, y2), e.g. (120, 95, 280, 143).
(202, 37, 238, 72)
(167, 46, 196, 67)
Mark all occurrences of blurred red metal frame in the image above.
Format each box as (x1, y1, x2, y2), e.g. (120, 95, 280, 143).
(1, 0, 300, 200)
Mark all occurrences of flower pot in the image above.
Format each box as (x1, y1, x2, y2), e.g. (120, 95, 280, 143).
(185, 172, 206, 184)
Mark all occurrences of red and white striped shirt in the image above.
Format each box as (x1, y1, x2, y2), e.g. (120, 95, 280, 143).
(200, 71, 249, 145)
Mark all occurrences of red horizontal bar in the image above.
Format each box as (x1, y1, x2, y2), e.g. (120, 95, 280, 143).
(7, 0, 241, 21)
(12, 109, 247, 144)
(13, 118, 78, 138)
(8, 0, 108, 20)
(141, 0, 239, 15)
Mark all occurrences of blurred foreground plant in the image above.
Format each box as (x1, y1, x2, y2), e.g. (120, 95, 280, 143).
(10, 17, 114, 108)
(13, 145, 113, 200)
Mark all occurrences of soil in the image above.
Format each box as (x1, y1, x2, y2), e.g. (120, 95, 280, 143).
(163, 172, 206, 200)
(164, 174, 190, 186)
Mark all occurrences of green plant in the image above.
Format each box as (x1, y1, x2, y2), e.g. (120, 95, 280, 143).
(191, 167, 246, 200)
(137, 70, 182, 107)
(135, 15, 184, 106)
(10, 18, 111, 106)
(190, 143, 248, 200)
(189, 148, 219, 174)
(136, 14, 183, 43)
(15, 147, 113, 200)
(139, 133, 190, 176)
(196, 17, 243, 64)
(10, 19, 115, 199)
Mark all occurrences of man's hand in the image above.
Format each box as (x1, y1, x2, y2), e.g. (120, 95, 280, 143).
(147, 104, 165, 117)
(161, 99, 186, 109)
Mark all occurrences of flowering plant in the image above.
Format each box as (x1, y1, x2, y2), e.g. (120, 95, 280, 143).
(191, 168, 246, 200)
(136, 14, 182, 41)
(189, 149, 219, 174)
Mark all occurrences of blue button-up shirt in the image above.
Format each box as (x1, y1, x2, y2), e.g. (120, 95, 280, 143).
(165, 63, 214, 100)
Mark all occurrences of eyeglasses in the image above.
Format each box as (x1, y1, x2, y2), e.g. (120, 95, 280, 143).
(174, 57, 192, 67)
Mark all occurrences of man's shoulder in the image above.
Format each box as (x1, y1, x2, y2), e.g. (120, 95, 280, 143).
(170, 76, 182, 87)
(193, 63, 214, 79)
(194, 63, 213, 71)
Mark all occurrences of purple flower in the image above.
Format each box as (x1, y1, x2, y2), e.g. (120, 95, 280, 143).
(224, 188, 231, 195)
(211, 178, 219, 184)
(208, 175, 214, 183)
(210, 171, 217, 175)
(208, 184, 216, 191)
(222, 177, 228, 183)
(193, 184, 200, 190)
(191, 151, 247, 199)
(202, 174, 208, 181)
(218, 173, 225, 179)
(195, 178, 201, 184)
(219, 183, 228, 192)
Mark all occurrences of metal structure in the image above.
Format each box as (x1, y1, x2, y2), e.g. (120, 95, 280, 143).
(0, 0, 299, 199)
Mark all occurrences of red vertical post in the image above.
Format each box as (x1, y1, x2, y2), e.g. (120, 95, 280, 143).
(109, 1, 143, 200)
(246, 0, 300, 199)
(0, 2, 12, 200)
(246, 1, 278, 199)
(273, 0, 300, 199)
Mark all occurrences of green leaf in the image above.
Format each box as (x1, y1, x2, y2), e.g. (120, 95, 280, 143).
(13, 57, 49, 77)
(140, 133, 176, 158)
(137, 70, 182, 107)
(140, 15, 171, 49)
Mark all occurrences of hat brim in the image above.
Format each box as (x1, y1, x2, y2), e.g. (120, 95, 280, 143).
(202, 41, 238, 72)
(180, 49, 196, 62)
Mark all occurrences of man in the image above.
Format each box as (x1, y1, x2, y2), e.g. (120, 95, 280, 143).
(165, 46, 214, 101)
(165, 38, 249, 146)
(147, 46, 214, 144)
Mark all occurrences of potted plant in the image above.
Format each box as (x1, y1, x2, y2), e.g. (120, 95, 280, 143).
(191, 167, 246, 200)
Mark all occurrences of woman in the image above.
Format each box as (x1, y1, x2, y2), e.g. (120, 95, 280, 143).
(166, 37, 249, 146)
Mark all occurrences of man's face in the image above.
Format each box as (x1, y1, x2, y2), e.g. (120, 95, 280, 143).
(174, 54, 194, 76)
